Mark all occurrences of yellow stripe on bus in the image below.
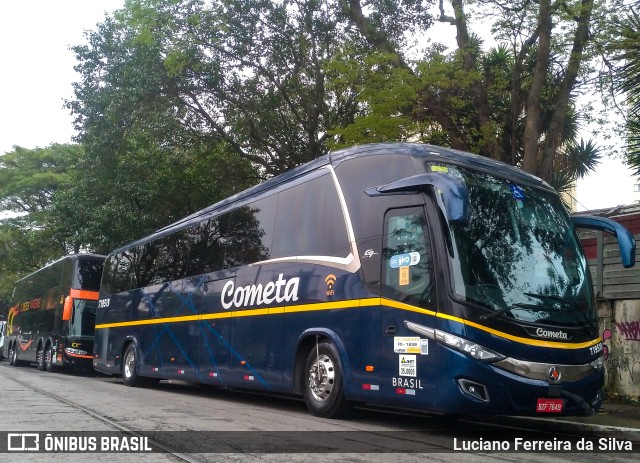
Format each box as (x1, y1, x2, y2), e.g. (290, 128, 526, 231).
(434, 312, 601, 349)
(95, 297, 600, 349)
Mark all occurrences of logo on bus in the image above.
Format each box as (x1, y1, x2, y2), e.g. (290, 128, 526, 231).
(325, 274, 336, 296)
(548, 366, 562, 383)
(221, 273, 300, 309)
(535, 328, 569, 340)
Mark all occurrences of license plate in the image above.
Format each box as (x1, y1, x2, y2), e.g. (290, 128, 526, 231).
(536, 398, 563, 413)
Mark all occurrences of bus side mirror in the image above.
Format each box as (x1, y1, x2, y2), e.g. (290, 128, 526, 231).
(365, 173, 469, 225)
(62, 296, 73, 321)
(571, 215, 636, 268)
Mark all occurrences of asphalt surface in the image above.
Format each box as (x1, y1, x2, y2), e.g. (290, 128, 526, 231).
(550, 398, 640, 429)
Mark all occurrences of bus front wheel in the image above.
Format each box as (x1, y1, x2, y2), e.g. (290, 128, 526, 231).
(122, 343, 149, 387)
(303, 341, 352, 418)
(9, 344, 24, 367)
(9, 344, 17, 366)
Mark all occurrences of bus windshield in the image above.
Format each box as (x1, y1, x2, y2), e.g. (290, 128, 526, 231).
(69, 300, 97, 337)
(441, 167, 594, 327)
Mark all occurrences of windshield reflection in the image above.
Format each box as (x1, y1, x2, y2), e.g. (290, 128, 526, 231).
(439, 167, 594, 327)
(69, 300, 97, 336)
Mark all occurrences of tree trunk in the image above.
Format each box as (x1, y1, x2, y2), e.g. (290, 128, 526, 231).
(450, 0, 505, 161)
(522, 0, 553, 175)
(539, 0, 594, 181)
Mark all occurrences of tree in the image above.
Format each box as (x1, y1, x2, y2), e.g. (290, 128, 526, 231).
(55, 137, 258, 254)
(0, 144, 85, 254)
(333, 0, 603, 188)
(0, 144, 79, 216)
(68, 0, 437, 176)
(607, 5, 640, 174)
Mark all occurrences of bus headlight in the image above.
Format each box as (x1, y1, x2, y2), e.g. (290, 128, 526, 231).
(590, 356, 604, 371)
(64, 348, 88, 356)
(405, 320, 505, 363)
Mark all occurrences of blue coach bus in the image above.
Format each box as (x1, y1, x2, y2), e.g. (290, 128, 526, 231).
(94, 143, 634, 418)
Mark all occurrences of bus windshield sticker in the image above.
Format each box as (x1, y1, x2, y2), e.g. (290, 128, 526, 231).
(509, 184, 525, 201)
(389, 252, 420, 268)
(394, 336, 421, 354)
(399, 267, 410, 286)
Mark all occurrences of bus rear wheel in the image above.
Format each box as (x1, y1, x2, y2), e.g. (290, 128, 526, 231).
(36, 345, 46, 371)
(303, 341, 352, 418)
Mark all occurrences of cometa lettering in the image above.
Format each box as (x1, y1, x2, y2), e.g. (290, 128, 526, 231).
(221, 274, 300, 309)
(535, 328, 568, 340)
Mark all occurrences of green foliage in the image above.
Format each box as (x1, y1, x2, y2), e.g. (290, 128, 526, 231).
(328, 51, 420, 146)
(55, 140, 257, 254)
(0, 144, 80, 215)
(69, 0, 437, 175)
(608, 6, 640, 174)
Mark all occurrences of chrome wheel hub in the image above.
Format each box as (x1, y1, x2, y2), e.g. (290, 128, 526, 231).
(308, 354, 335, 401)
(124, 350, 135, 379)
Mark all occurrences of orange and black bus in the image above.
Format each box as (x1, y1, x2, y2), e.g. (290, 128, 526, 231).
(6, 254, 105, 371)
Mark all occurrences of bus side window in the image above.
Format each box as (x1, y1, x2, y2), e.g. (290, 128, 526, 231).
(382, 207, 435, 306)
(272, 172, 350, 259)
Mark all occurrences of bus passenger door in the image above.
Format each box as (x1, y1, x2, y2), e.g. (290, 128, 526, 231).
(379, 206, 437, 409)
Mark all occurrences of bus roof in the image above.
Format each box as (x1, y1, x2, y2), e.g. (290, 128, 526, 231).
(113, 143, 554, 255)
(14, 253, 106, 286)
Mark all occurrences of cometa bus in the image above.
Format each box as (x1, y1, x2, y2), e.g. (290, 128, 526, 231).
(94, 143, 634, 418)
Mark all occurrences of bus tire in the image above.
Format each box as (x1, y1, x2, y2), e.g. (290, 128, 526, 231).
(8, 343, 15, 366)
(36, 344, 46, 371)
(45, 343, 56, 372)
(303, 341, 352, 419)
(10, 344, 22, 367)
(122, 343, 148, 387)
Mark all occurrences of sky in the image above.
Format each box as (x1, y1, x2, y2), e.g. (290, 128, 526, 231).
(0, 1, 637, 212)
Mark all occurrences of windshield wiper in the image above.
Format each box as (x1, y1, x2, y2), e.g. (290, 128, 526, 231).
(479, 303, 542, 321)
(524, 292, 591, 324)
(524, 292, 572, 306)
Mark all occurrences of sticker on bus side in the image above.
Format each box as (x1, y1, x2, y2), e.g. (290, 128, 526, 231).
(420, 339, 428, 355)
(394, 336, 421, 354)
(399, 355, 417, 377)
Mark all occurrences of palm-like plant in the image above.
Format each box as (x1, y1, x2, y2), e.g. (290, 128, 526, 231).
(611, 7, 640, 175)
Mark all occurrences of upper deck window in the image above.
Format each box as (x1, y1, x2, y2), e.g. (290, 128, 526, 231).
(75, 259, 104, 291)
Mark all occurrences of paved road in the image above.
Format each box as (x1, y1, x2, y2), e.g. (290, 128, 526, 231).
(0, 361, 637, 462)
